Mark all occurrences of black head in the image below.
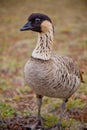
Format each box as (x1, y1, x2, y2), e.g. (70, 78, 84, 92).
(20, 13, 53, 33)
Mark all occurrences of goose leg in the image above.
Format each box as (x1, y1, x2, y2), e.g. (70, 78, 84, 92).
(54, 99, 68, 130)
(25, 95, 43, 130)
(36, 95, 45, 127)
(37, 95, 43, 118)
(29, 95, 44, 129)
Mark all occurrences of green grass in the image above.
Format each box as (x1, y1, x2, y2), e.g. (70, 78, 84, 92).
(67, 99, 86, 110)
(0, 102, 16, 118)
(44, 114, 58, 128)
(0, 78, 8, 91)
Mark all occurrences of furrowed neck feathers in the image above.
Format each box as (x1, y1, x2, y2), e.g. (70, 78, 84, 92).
(32, 29, 54, 60)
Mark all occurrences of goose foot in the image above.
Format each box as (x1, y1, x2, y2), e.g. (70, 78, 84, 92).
(48, 123, 63, 130)
(25, 117, 45, 130)
(55, 123, 63, 130)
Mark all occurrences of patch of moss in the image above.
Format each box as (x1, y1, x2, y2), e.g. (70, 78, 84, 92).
(67, 99, 85, 110)
(52, 99, 62, 109)
(43, 114, 58, 128)
(0, 78, 9, 90)
(21, 109, 30, 117)
(0, 102, 16, 118)
(0, 124, 7, 129)
(19, 85, 31, 94)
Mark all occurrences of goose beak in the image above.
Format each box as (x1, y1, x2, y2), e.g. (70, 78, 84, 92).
(20, 22, 32, 31)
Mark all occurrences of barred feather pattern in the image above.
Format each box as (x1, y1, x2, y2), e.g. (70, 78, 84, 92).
(24, 23, 81, 100)
(24, 55, 81, 100)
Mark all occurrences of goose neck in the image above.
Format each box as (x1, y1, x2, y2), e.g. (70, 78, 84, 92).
(32, 31, 54, 60)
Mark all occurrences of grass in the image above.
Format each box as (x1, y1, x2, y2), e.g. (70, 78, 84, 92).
(0, 0, 87, 129)
(0, 102, 16, 118)
(44, 114, 58, 128)
(67, 99, 86, 110)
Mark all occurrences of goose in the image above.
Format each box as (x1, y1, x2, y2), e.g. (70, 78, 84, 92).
(20, 13, 83, 129)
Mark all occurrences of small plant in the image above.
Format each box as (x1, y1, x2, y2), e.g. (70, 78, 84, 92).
(0, 102, 16, 118)
(67, 98, 85, 110)
(43, 114, 58, 128)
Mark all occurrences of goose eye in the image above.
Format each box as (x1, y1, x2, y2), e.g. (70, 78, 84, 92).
(35, 18, 41, 24)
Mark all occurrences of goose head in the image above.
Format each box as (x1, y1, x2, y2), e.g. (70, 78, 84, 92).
(20, 13, 54, 60)
(20, 13, 54, 33)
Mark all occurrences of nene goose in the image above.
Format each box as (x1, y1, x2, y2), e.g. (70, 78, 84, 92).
(20, 13, 83, 129)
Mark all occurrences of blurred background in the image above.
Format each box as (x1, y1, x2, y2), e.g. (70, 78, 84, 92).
(0, 0, 87, 129)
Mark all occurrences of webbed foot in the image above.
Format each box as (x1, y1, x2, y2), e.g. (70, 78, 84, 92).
(48, 122, 63, 130)
(25, 116, 45, 130)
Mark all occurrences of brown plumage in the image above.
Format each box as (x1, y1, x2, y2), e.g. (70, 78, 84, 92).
(24, 55, 81, 99)
(20, 13, 83, 129)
